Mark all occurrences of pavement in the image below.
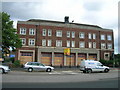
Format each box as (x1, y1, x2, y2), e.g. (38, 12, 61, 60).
(10, 67, 120, 72)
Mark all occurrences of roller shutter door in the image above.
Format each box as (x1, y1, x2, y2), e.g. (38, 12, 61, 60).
(54, 53, 64, 66)
(66, 54, 75, 66)
(20, 52, 33, 65)
(78, 54, 86, 65)
(88, 54, 97, 60)
(41, 53, 52, 66)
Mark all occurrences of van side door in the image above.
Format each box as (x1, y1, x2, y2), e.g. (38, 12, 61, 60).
(96, 62, 104, 71)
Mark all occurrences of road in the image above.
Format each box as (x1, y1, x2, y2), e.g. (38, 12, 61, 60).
(2, 69, 119, 88)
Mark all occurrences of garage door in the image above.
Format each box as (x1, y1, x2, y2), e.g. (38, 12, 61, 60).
(54, 53, 64, 66)
(41, 53, 52, 66)
(20, 52, 33, 65)
(66, 54, 75, 66)
(78, 54, 86, 65)
(88, 54, 97, 60)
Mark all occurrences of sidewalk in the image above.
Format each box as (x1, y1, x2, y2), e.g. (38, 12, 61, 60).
(10, 67, 120, 72)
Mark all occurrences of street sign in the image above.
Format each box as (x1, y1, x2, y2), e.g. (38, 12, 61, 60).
(64, 48, 70, 55)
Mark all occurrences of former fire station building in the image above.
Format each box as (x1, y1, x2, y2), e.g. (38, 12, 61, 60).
(15, 17, 114, 66)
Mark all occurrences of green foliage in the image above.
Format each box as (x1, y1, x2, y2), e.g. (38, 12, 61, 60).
(2, 12, 22, 56)
(12, 60, 20, 67)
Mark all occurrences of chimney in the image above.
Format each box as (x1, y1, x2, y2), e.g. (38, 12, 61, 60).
(64, 16, 69, 23)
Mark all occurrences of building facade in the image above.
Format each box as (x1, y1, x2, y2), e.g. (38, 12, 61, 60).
(15, 17, 114, 66)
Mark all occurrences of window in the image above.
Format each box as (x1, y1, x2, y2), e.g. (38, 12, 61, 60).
(93, 33, 96, 39)
(56, 30, 62, 37)
(89, 42, 92, 48)
(108, 44, 112, 49)
(42, 29, 46, 36)
(48, 40, 52, 46)
(67, 31, 70, 38)
(79, 32, 85, 38)
(29, 28, 35, 35)
(93, 42, 96, 48)
(20, 28, 26, 35)
(101, 35, 105, 40)
(42, 39, 46, 46)
(21, 52, 33, 56)
(88, 33, 92, 39)
(72, 32, 75, 38)
(79, 42, 85, 48)
(48, 29, 52, 36)
(72, 41, 75, 47)
(56, 40, 62, 47)
(101, 43, 106, 49)
(29, 39, 35, 46)
(67, 41, 70, 47)
(21, 38, 26, 45)
(107, 35, 112, 40)
(104, 53, 110, 60)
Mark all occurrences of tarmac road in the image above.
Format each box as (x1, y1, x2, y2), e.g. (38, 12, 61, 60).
(2, 69, 119, 88)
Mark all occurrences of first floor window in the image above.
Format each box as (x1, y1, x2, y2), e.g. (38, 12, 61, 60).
(107, 35, 112, 41)
(42, 39, 46, 46)
(93, 42, 96, 48)
(56, 30, 62, 37)
(48, 29, 52, 36)
(67, 41, 70, 47)
(79, 42, 85, 48)
(67, 31, 70, 38)
(48, 40, 52, 46)
(29, 39, 35, 46)
(88, 33, 92, 39)
(101, 43, 106, 49)
(89, 42, 92, 48)
(72, 41, 75, 47)
(101, 34, 105, 40)
(21, 38, 26, 45)
(93, 33, 96, 39)
(72, 32, 75, 38)
(56, 40, 62, 47)
(108, 44, 112, 49)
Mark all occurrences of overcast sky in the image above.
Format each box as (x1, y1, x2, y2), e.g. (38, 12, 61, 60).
(2, 0, 119, 54)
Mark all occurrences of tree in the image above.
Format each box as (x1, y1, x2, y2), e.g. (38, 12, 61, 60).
(1, 12, 22, 57)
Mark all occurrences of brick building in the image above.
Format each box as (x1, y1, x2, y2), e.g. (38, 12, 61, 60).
(15, 17, 114, 66)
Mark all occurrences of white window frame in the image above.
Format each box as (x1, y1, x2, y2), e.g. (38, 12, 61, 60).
(88, 33, 92, 39)
(79, 42, 85, 48)
(42, 29, 46, 36)
(101, 43, 106, 49)
(67, 31, 70, 38)
(72, 41, 75, 47)
(108, 43, 112, 49)
(48, 40, 52, 46)
(29, 39, 35, 46)
(93, 33, 96, 39)
(89, 42, 92, 48)
(101, 34, 105, 40)
(21, 38, 26, 45)
(48, 29, 52, 36)
(79, 32, 85, 38)
(20, 28, 26, 35)
(93, 42, 96, 48)
(42, 39, 46, 46)
(29, 28, 36, 35)
(56, 30, 62, 37)
(107, 35, 112, 41)
(56, 40, 62, 47)
(72, 31, 75, 38)
(67, 41, 70, 47)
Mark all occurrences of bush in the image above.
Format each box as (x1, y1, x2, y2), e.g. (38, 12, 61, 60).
(12, 60, 20, 68)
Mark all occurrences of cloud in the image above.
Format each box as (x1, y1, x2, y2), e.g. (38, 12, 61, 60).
(2, 0, 119, 53)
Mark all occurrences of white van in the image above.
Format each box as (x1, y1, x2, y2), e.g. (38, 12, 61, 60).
(80, 60, 109, 73)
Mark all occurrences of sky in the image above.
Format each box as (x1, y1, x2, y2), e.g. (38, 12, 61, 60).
(1, 0, 120, 54)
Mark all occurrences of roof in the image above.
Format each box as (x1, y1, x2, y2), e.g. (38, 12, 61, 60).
(28, 19, 102, 29)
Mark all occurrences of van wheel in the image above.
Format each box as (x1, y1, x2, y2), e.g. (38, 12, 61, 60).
(87, 69, 92, 73)
(28, 68, 33, 72)
(46, 68, 51, 72)
(104, 69, 109, 73)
